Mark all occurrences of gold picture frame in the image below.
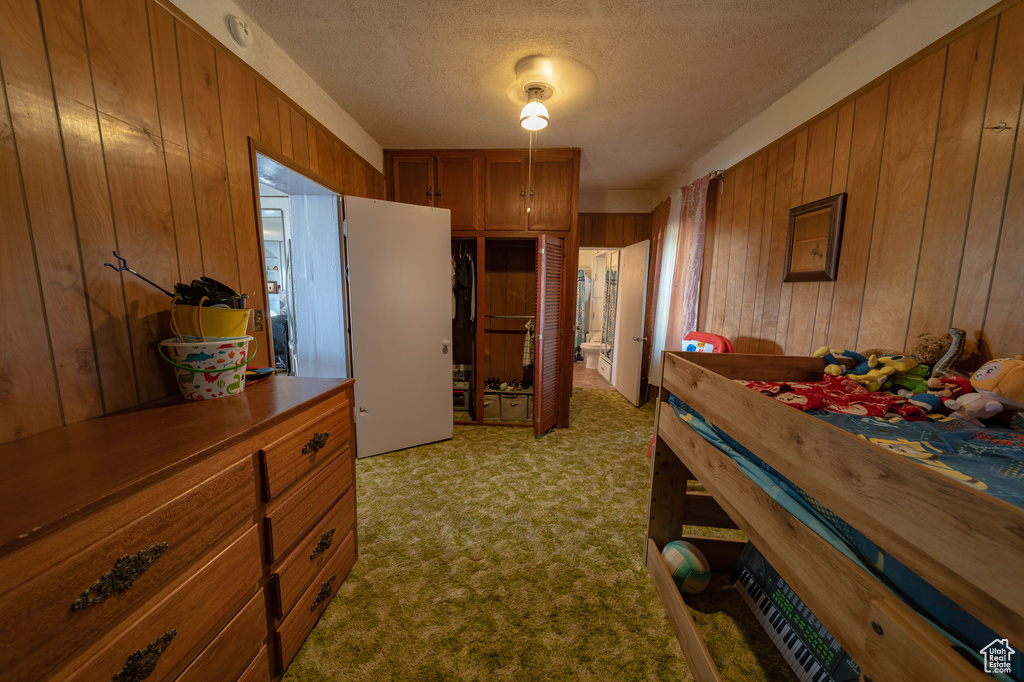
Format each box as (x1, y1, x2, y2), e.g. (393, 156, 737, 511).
(783, 192, 846, 282)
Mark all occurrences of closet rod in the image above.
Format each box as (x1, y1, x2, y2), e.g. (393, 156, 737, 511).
(485, 314, 535, 319)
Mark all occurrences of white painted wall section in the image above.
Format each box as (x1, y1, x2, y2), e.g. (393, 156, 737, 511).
(169, 0, 383, 172)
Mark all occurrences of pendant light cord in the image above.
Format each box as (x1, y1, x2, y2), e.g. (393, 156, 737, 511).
(527, 130, 534, 215)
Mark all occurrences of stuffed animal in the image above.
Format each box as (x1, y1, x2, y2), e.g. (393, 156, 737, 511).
(882, 362, 930, 395)
(927, 375, 972, 401)
(898, 389, 959, 416)
(850, 354, 919, 392)
(951, 356, 1024, 424)
(913, 328, 967, 378)
(813, 347, 872, 377)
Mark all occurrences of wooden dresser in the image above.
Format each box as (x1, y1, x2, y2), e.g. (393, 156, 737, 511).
(0, 377, 356, 681)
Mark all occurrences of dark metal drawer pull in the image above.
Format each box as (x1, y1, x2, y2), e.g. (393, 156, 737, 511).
(111, 629, 176, 682)
(310, 574, 336, 612)
(310, 528, 336, 561)
(72, 542, 168, 612)
(302, 431, 330, 455)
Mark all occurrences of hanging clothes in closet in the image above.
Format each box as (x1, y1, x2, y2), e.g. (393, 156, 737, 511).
(453, 249, 475, 328)
(523, 319, 535, 368)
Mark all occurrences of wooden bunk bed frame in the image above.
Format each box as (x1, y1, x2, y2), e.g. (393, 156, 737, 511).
(645, 352, 1024, 682)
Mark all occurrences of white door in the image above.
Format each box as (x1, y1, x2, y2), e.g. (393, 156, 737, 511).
(344, 196, 453, 457)
(611, 240, 650, 406)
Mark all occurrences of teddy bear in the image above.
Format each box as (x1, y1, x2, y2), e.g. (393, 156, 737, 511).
(911, 328, 967, 377)
(951, 356, 1024, 425)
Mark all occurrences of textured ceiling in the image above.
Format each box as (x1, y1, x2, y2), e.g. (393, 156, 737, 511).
(233, 0, 909, 193)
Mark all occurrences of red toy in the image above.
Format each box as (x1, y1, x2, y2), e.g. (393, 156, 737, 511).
(682, 332, 734, 354)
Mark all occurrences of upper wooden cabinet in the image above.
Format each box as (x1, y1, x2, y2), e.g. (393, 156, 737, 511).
(528, 153, 575, 232)
(485, 155, 527, 231)
(437, 154, 480, 231)
(386, 149, 579, 235)
(390, 152, 481, 230)
(393, 156, 434, 207)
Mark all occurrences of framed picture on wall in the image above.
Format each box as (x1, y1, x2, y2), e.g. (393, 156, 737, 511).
(267, 281, 279, 294)
(783, 192, 846, 282)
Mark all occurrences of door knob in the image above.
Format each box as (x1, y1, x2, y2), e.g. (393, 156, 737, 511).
(442, 339, 451, 355)
(632, 336, 648, 342)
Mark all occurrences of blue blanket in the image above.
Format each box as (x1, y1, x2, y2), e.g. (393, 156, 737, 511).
(668, 394, 1023, 680)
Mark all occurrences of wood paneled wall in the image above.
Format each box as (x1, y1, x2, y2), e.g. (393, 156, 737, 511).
(484, 241, 536, 385)
(578, 213, 653, 248)
(698, 2, 1024, 362)
(0, 0, 383, 444)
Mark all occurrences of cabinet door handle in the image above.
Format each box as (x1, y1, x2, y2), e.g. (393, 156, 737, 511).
(112, 629, 176, 682)
(310, 528, 336, 561)
(302, 431, 330, 455)
(519, 186, 525, 198)
(310, 574, 336, 612)
(426, 186, 433, 198)
(435, 186, 442, 199)
(72, 542, 169, 611)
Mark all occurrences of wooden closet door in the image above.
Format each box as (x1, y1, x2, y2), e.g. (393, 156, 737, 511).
(534, 235, 562, 436)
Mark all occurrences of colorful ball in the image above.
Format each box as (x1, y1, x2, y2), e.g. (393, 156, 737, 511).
(661, 541, 711, 594)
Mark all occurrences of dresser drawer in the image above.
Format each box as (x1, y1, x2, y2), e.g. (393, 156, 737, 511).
(260, 400, 351, 501)
(275, 529, 356, 672)
(264, 450, 352, 563)
(272, 487, 356, 618)
(0, 457, 255, 681)
(60, 524, 262, 682)
(238, 646, 272, 682)
(176, 588, 266, 682)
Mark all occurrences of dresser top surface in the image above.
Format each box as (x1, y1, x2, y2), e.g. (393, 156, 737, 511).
(0, 377, 353, 555)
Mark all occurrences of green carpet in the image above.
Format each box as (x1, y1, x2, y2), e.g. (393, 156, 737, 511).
(283, 388, 792, 681)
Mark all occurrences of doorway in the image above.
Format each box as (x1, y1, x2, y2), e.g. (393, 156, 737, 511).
(575, 247, 615, 391)
(255, 153, 349, 379)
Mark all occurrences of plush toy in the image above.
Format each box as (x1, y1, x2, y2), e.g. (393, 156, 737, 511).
(898, 389, 959, 416)
(951, 356, 1024, 425)
(850, 354, 919, 392)
(927, 375, 972, 401)
(813, 347, 872, 377)
(882, 362, 930, 395)
(913, 328, 967, 378)
(849, 362, 894, 391)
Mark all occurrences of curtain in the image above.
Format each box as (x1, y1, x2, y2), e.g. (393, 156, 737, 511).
(640, 197, 672, 384)
(664, 175, 711, 352)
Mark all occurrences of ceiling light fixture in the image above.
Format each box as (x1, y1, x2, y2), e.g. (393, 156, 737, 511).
(520, 85, 549, 131)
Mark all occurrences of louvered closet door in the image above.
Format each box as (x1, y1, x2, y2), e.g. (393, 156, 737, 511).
(534, 235, 562, 436)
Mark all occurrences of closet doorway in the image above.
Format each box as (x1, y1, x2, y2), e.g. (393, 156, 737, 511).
(453, 236, 561, 436)
(255, 153, 347, 379)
